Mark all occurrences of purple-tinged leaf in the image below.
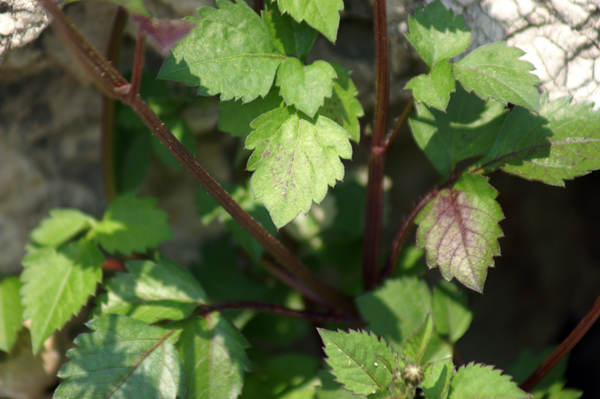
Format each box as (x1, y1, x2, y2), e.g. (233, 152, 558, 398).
(131, 15, 195, 55)
(415, 174, 503, 292)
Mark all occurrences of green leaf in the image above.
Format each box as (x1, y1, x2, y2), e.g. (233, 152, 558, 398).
(246, 107, 352, 228)
(478, 97, 600, 186)
(158, 0, 285, 102)
(317, 63, 364, 142)
(98, 256, 207, 324)
(357, 277, 431, 351)
(431, 280, 472, 343)
(453, 42, 540, 112)
(90, 192, 172, 255)
(218, 86, 285, 137)
(449, 363, 531, 399)
(416, 173, 503, 292)
(0, 276, 24, 352)
(176, 315, 250, 399)
(30, 209, 96, 247)
(405, 59, 455, 111)
(196, 183, 277, 259)
(422, 358, 454, 399)
(405, 1, 471, 69)
(276, 0, 344, 43)
(403, 312, 434, 364)
(319, 329, 396, 396)
(21, 240, 104, 354)
(316, 369, 367, 399)
(54, 315, 184, 399)
(263, 0, 318, 61)
(409, 85, 508, 177)
(276, 58, 337, 118)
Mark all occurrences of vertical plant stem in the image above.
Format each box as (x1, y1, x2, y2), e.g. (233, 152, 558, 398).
(101, 7, 128, 203)
(126, 27, 145, 103)
(37, 0, 357, 315)
(363, 0, 390, 291)
(521, 294, 600, 392)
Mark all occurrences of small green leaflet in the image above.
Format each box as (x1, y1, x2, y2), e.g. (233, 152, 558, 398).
(432, 281, 472, 343)
(478, 96, 600, 186)
(276, 58, 337, 118)
(246, 107, 352, 228)
(276, 0, 344, 43)
(422, 357, 454, 399)
(405, 59, 455, 111)
(405, 1, 471, 69)
(158, 0, 286, 102)
(263, 0, 318, 61)
(0, 276, 24, 352)
(316, 369, 367, 399)
(449, 363, 531, 399)
(30, 209, 95, 248)
(319, 329, 396, 396)
(90, 192, 172, 255)
(176, 315, 250, 399)
(98, 256, 207, 324)
(409, 85, 508, 178)
(454, 42, 540, 112)
(20, 240, 104, 354)
(416, 174, 503, 292)
(317, 63, 364, 142)
(219, 87, 285, 137)
(403, 311, 434, 364)
(54, 315, 184, 399)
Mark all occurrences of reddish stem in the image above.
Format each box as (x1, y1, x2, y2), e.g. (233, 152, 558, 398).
(37, 0, 356, 315)
(521, 294, 600, 392)
(363, 0, 390, 291)
(127, 27, 145, 103)
(384, 95, 414, 150)
(199, 301, 364, 325)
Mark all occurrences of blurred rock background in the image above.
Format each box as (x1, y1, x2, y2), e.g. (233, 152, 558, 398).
(0, 0, 599, 397)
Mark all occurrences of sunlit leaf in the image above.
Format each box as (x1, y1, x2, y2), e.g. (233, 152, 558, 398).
(405, 59, 455, 111)
(0, 276, 24, 352)
(30, 209, 95, 248)
(276, 0, 343, 43)
(449, 363, 531, 399)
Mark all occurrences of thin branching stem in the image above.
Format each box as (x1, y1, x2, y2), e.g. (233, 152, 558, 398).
(363, 0, 390, 291)
(199, 301, 364, 325)
(37, 0, 356, 315)
(384, 95, 414, 150)
(521, 294, 600, 392)
(127, 27, 145, 103)
(101, 7, 128, 203)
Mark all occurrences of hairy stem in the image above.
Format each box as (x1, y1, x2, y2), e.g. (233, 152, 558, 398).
(521, 294, 600, 392)
(37, 0, 356, 315)
(101, 7, 128, 203)
(363, 0, 390, 291)
(127, 27, 145, 103)
(199, 301, 364, 325)
(384, 95, 414, 150)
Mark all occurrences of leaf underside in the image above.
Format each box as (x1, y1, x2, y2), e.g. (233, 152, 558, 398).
(416, 174, 503, 292)
(479, 96, 600, 186)
(246, 107, 352, 228)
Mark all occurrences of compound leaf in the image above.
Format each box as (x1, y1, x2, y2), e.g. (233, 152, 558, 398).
(90, 192, 172, 256)
(416, 174, 503, 292)
(405, 1, 471, 69)
(317, 63, 364, 142)
(21, 240, 104, 354)
(98, 256, 207, 324)
(478, 97, 600, 186)
(432, 280, 472, 343)
(406, 59, 455, 111)
(30, 209, 96, 248)
(0, 276, 24, 352)
(177, 315, 250, 399)
(276, 58, 337, 118)
(219, 87, 285, 137)
(276, 0, 343, 43)
(449, 363, 531, 399)
(454, 42, 540, 112)
(158, 0, 285, 102)
(54, 315, 184, 399)
(409, 85, 508, 178)
(357, 277, 432, 351)
(263, 0, 317, 61)
(246, 107, 352, 228)
(403, 312, 434, 364)
(319, 329, 396, 396)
